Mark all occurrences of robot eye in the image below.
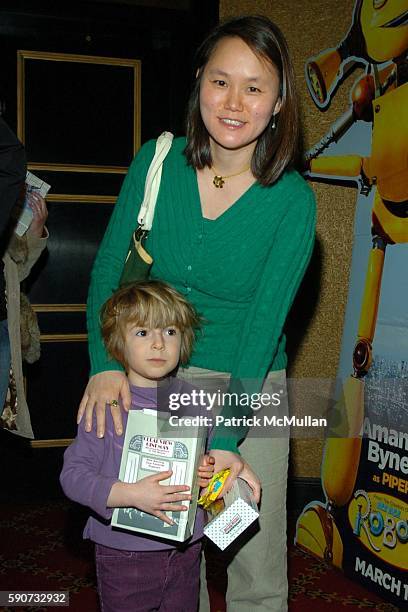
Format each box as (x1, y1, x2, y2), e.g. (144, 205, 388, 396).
(373, 0, 387, 9)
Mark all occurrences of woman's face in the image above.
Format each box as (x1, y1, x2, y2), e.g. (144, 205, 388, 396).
(199, 36, 282, 155)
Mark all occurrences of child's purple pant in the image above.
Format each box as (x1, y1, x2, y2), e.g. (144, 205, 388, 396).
(95, 541, 202, 612)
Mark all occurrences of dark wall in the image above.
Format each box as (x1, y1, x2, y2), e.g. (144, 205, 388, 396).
(1, 0, 219, 138)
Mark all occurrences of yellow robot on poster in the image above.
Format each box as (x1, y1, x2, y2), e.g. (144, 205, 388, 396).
(296, 1, 408, 605)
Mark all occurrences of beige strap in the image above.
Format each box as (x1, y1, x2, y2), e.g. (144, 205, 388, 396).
(137, 131, 174, 231)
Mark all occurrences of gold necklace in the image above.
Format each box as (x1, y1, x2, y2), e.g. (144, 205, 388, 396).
(212, 164, 250, 188)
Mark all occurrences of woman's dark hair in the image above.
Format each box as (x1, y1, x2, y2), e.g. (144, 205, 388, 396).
(185, 15, 300, 185)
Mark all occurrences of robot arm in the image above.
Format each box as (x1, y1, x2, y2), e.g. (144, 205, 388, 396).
(310, 153, 363, 178)
(307, 74, 376, 185)
(306, 107, 355, 162)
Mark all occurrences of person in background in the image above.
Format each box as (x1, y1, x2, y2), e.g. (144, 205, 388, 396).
(1, 189, 48, 438)
(79, 15, 316, 611)
(0, 117, 26, 249)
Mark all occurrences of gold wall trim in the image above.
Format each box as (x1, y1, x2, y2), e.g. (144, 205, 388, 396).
(27, 162, 127, 174)
(31, 438, 73, 448)
(34, 304, 86, 312)
(134, 60, 142, 155)
(47, 194, 116, 204)
(41, 334, 88, 342)
(18, 49, 141, 67)
(17, 49, 141, 153)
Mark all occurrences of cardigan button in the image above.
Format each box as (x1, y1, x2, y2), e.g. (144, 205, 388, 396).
(186, 287, 191, 293)
(187, 265, 192, 271)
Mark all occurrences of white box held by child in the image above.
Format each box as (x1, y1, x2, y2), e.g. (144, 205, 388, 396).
(111, 409, 205, 542)
(204, 478, 259, 550)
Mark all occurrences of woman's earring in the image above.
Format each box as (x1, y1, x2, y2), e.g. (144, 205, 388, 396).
(271, 114, 276, 129)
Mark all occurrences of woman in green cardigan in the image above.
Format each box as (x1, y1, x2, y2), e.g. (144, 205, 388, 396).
(79, 15, 316, 612)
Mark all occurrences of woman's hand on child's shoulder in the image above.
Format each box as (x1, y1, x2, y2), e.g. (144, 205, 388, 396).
(77, 371, 131, 437)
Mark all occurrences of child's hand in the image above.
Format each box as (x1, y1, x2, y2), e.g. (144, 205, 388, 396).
(207, 449, 244, 497)
(197, 454, 215, 488)
(107, 470, 191, 525)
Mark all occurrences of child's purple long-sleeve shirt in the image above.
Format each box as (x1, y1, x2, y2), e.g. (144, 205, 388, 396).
(60, 378, 205, 551)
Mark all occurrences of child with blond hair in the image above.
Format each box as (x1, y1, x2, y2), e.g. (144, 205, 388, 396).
(61, 280, 214, 612)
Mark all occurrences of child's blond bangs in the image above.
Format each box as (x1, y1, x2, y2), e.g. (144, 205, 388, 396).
(124, 288, 193, 333)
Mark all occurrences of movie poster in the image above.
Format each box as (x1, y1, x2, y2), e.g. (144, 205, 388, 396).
(295, 0, 408, 606)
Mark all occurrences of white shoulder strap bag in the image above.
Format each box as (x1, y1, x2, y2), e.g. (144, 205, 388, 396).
(119, 131, 173, 286)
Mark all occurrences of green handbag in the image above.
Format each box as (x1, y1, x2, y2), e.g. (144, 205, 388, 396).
(119, 226, 152, 286)
(119, 132, 173, 287)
